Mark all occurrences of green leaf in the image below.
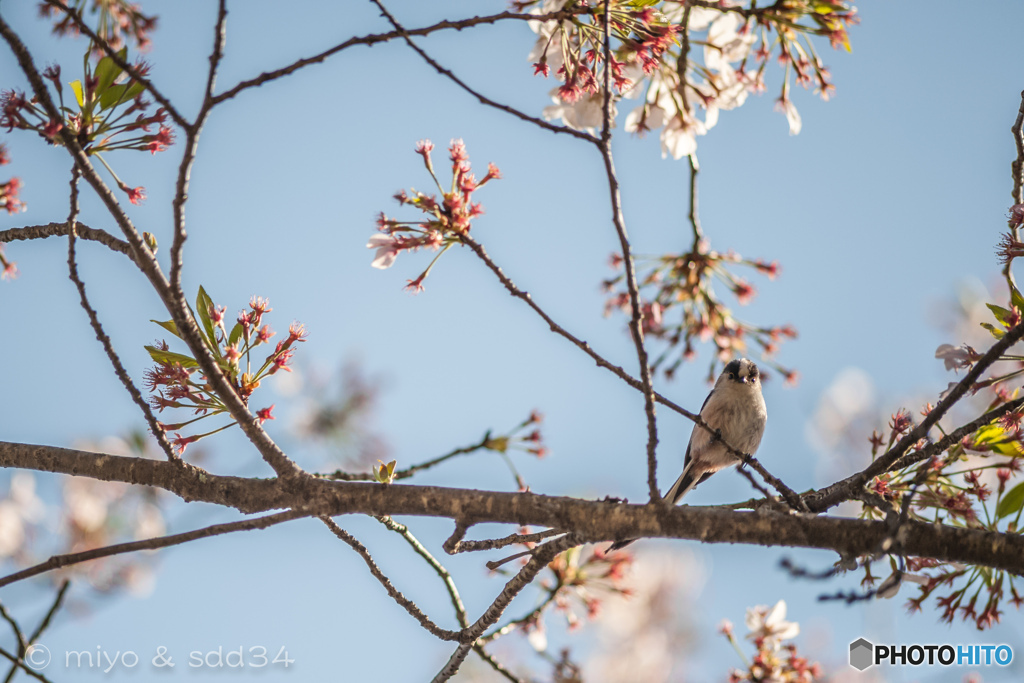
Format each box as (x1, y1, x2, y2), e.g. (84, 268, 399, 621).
(69, 80, 85, 108)
(228, 322, 244, 348)
(980, 322, 1005, 339)
(1011, 283, 1024, 312)
(125, 80, 146, 101)
(991, 441, 1023, 457)
(986, 303, 1013, 325)
(145, 345, 199, 368)
(99, 83, 132, 110)
(94, 51, 124, 98)
(996, 481, 1024, 520)
(195, 285, 220, 352)
(974, 423, 1007, 443)
(150, 319, 181, 339)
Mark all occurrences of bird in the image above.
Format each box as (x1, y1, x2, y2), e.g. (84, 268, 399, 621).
(608, 358, 767, 551)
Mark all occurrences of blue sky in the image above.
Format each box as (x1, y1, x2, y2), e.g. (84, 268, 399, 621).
(2, 1, 1024, 681)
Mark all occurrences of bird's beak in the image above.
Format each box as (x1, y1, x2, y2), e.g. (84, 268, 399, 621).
(740, 376, 748, 384)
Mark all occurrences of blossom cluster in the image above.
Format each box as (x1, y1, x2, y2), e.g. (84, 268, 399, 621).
(0, 144, 24, 281)
(859, 395, 1024, 630)
(523, 0, 857, 156)
(849, 261, 1024, 630)
(368, 138, 500, 292)
(0, 142, 24, 219)
(1, 48, 172, 205)
(145, 287, 306, 453)
(516, 543, 634, 652)
(39, 0, 158, 52)
(603, 245, 797, 383)
(481, 410, 548, 491)
(720, 600, 823, 682)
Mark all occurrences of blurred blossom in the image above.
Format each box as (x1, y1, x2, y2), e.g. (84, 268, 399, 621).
(585, 548, 705, 683)
(64, 477, 123, 536)
(134, 501, 166, 540)
(745, 600, 799, 650)
(0, 473, 44, 559)
(805, 367, 875, 459)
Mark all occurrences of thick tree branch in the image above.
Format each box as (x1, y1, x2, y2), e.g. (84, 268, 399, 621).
(3, 442, 1023, 574)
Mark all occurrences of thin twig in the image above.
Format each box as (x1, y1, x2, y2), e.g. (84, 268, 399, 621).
(687, 155, 704, 246)
(448, 528, 564, 555)
(0, 222, 133, 261)
(808, 322, 1024, 512)
(376, 516, 468, 628)
(1011, 89, 1024, 204)
(27, 581, 69, 644)
(368, 0, 595, 142)
(64, 165, 179, 462)
(169, 0, 227, 293)
(734, 464, 773, 501)
(0, 603, 25, 663)
(319, 516, 462, 641)
(478, 585, 560, 646)
(431, 533, 582, 683)
(319, 432, 492, 482)
(599, 0, 660, 502)
(0, 15, 304, 479)
(3, 580, 70, 682)
(486, 549, 535, 571)
(677, 3, 694, 118)
(741, 453, 808, 511)
(472, 645, 525, 683)
(888, 395, 1024, 473)
(213, 9, 585, 105)
(0, 649, 51, 683)
(42, 0, 190, 130)
(0, 511, 305, 589)
(457, 231, 798, 502)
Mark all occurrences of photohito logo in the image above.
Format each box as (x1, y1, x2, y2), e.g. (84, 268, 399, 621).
(849, 638, 1013, 671)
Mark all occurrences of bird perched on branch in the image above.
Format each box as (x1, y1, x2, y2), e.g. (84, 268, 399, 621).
(609, 358, 767, 551)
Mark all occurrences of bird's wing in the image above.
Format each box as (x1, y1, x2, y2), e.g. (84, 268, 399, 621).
(682, 390, 713, 471)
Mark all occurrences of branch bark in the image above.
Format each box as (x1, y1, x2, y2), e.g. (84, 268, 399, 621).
(2, 441, 1022, 575)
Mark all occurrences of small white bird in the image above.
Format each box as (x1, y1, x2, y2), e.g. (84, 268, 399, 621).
(609, 358, 767, 550)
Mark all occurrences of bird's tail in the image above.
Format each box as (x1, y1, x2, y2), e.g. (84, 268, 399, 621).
(663, 461, 699, 505)
(606, 463, 701, 551)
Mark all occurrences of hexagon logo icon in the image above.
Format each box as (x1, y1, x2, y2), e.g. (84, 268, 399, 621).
(849, 638, 874, 671)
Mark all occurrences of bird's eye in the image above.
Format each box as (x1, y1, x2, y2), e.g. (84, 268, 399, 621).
(730, 372, 737, 380)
